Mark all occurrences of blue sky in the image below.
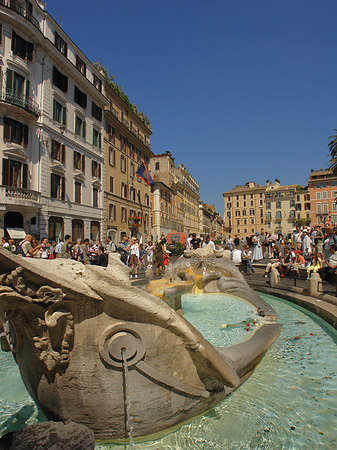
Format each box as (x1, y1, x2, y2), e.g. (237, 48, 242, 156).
(47, 0, 337, 213)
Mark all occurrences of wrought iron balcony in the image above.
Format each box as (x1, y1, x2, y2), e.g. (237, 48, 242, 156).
(0, 0, 40, 30)
(0, 88, 40, 117)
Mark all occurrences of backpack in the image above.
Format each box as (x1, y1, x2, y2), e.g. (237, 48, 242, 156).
(15, 240, 27, 257)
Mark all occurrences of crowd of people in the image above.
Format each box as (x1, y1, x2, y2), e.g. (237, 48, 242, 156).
(224, 225, 337, 282)
(3, 226, 337, 284)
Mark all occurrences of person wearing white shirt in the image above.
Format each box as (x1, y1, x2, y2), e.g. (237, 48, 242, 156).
(232, 247, 242, 264)
(129, 237, 140, 279)
(202, 235, 215, 250)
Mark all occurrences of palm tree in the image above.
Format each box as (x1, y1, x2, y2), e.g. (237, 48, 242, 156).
(328, 130, 337, 174)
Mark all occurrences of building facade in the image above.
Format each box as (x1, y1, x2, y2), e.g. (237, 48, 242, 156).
(103, 81, 153, 244)
(175, 164, 199, 235)
(308, 169, 337, 227)
(223, 182, 265, 238)
(0, 0, 107, 242)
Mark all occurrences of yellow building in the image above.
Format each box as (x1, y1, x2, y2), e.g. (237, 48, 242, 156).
(103, 80, 153, 244)
(176, 164, 200, 235)
(223, 182, 266, 238)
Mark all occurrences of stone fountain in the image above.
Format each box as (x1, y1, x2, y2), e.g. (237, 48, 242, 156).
(0, 246, 281, 441)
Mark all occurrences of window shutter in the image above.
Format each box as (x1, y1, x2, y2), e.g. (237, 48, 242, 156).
(51, 139, 55, 158)
(61, 177, 65, 200)
(98, 163, 101, 179)
(61, 144, 65, 163)
(82, 154, 85, 172)
(22, 163, 28, 188)
(23, 124, 28, 146)
(55, 31, 59, 46)
(3, 117, 11, 140)
(11, 30, 16, 51)
(25, 79, 30, 98)
(62, 106, 66, 126)
(74, 86, 78, 103)
(73, 150, 76, 169)
(6, 68, 13, 90)
(62, 73, 68, 92)
(64, 41, 67, 57)
(2, 159, 9, 185)
(26, 41, 34, 62)
(52, 66, 57, 85)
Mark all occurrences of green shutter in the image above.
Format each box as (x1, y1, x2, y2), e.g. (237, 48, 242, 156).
(25, 79, 30, 99)
(62, 105, 66, 126)
(6, 69, 13, 90)
(22, 163, 28, 188)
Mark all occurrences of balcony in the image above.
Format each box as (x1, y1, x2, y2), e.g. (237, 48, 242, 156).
(0, 185, 41, 207)
(0, 88, 40, 117)
(0, 0, 40, 30)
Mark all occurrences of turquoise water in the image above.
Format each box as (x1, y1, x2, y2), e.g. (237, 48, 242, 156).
(1, 293, 337, 449)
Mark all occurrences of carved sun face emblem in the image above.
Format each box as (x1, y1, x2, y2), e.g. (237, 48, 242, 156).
(190, 246, 216, 271)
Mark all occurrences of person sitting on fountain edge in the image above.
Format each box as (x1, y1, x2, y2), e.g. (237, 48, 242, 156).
(318, 245, 337, 282)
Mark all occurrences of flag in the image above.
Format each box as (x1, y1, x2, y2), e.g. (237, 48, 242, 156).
(136, 162, 154, 185)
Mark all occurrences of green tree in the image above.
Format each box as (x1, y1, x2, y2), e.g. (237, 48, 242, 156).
(328, 129, 337, 174)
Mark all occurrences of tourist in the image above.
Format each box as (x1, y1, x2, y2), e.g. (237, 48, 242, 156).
(106, 236, 117, 253)
(190, 233, 201, 249)
(318, 245, 337, 282)
(80, 238, 90, 264)
(55, 238, 64, 258)
(72, 239, 84, 262)
(264, 245, 282, 277)
(3, 238, 16, 253)
(301, 230, 312, 260)
(38, 237, 49, 259)
(252, 232, 263, 261)
(186, 233, 193, 250)
(118, 235, 130, 265)
(242, 245, 254, 274)
(267, 232, 276, 258)
(146, 240, 155, 267)
(16, 234, 42, 257)
(292, 250, 306, 276)
(139, 244, 146, 270)
(88, 240, 99, 265)
(97, 246, 108, 267)
(306, 253, 322, 280)
(314, 225, 324, 254)
(129, 238, 139, 278)
(278, 247, 296, 277)
(60, 235, 73, 259)
(0, 237, 7, 248)
(231, 246, 242, 264)
(202, 235, 215, 250)
(292, 226, 302, 251)
(47, 241, 55, 259)
(234, 235, 240, 248)
(154, 237, 166, 277)
(227, 235, 233, 251)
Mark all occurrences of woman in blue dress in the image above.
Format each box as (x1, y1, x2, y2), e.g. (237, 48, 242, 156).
(252, 232, 263, 261)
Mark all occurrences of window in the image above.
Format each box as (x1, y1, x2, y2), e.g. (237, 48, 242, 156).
(137, 149, 141, 162)
(109, 176, 114, 193)
(3, 117, 28, 145)
(250, 209, 255, 215)
(250, 194, 253, 199)
(121, 207, 127, 222)
(290, 199, 295, 207)
(75, 181, 81, 203)
(251, 218, 255, 224)
(235, 210, 240, 217)
(323, 202, 328, 213)
(54, 31, 67, 56)
(93, 128, 101, 147)
(93, 188, 98, 207)
(108, 125, 115, 143)
(75, 115, 86, 138)
(92, 102, 102, 121)
(130, 187, 136, 201)
(109, 146, 115, 166)
(145, 193, 149, 206)
(120, 155, 126, 172)
(53, 99, 66, 125)
(74, 86, 87, 108)
(48, 216, 64, 242)
(129, 143, 135, 159)
(51, 140, 65, 163)
(92, 161, 101, 178)
(266, 212, 271, 221)
(76, 55, 86, 76)
(242, 210, 247, 216)
(155, 162, 160, 170)
(73, 151, 85, 171)
(250, 200, 254, 207)
(93, 74, 102, 92)
(109, 204, 116, 221)
(266, 202, 271, 209)
(316, 192, 321, 200)
(322, 191, 327, 199)
(121, 182, 128, 198)
(130, 162, 135, 177)
(305, 203, 311, 211)
(12, 31, 33, 61)
(6, 69, 30, 102)
(243, 201, 246, 207)
(276, 211, 282, 220)
(316, 203, 321, 214)
(120, 135, 127, 152)
(289, 210, 295, 218)
(237, 219, 240, 225)
(50, 173, 65, 200)
(236, 202, 240, 208)
(72, 219, 83, 241)
(276, 201, 281, 209)
(2, 159, 28, 188)
(52, 66, 68, 92)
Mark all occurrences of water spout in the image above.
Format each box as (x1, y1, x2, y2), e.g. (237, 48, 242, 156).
(121, 348, 135, 449)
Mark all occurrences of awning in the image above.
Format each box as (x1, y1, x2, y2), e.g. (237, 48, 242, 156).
(6, 228, 26, 239)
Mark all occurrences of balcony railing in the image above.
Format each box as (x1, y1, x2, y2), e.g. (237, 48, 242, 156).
(0, 0, 40, 30)
(1, 185, 40, 203)
(1, 88, 40, 117)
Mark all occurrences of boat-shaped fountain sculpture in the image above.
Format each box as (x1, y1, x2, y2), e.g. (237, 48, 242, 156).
(0, 246, 281, 441)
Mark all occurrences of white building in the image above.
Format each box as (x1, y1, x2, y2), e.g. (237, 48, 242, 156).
(0, 0, 108, 242)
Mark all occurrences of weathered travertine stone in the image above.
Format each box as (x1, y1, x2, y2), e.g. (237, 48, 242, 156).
(0, 248, 281, 440)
